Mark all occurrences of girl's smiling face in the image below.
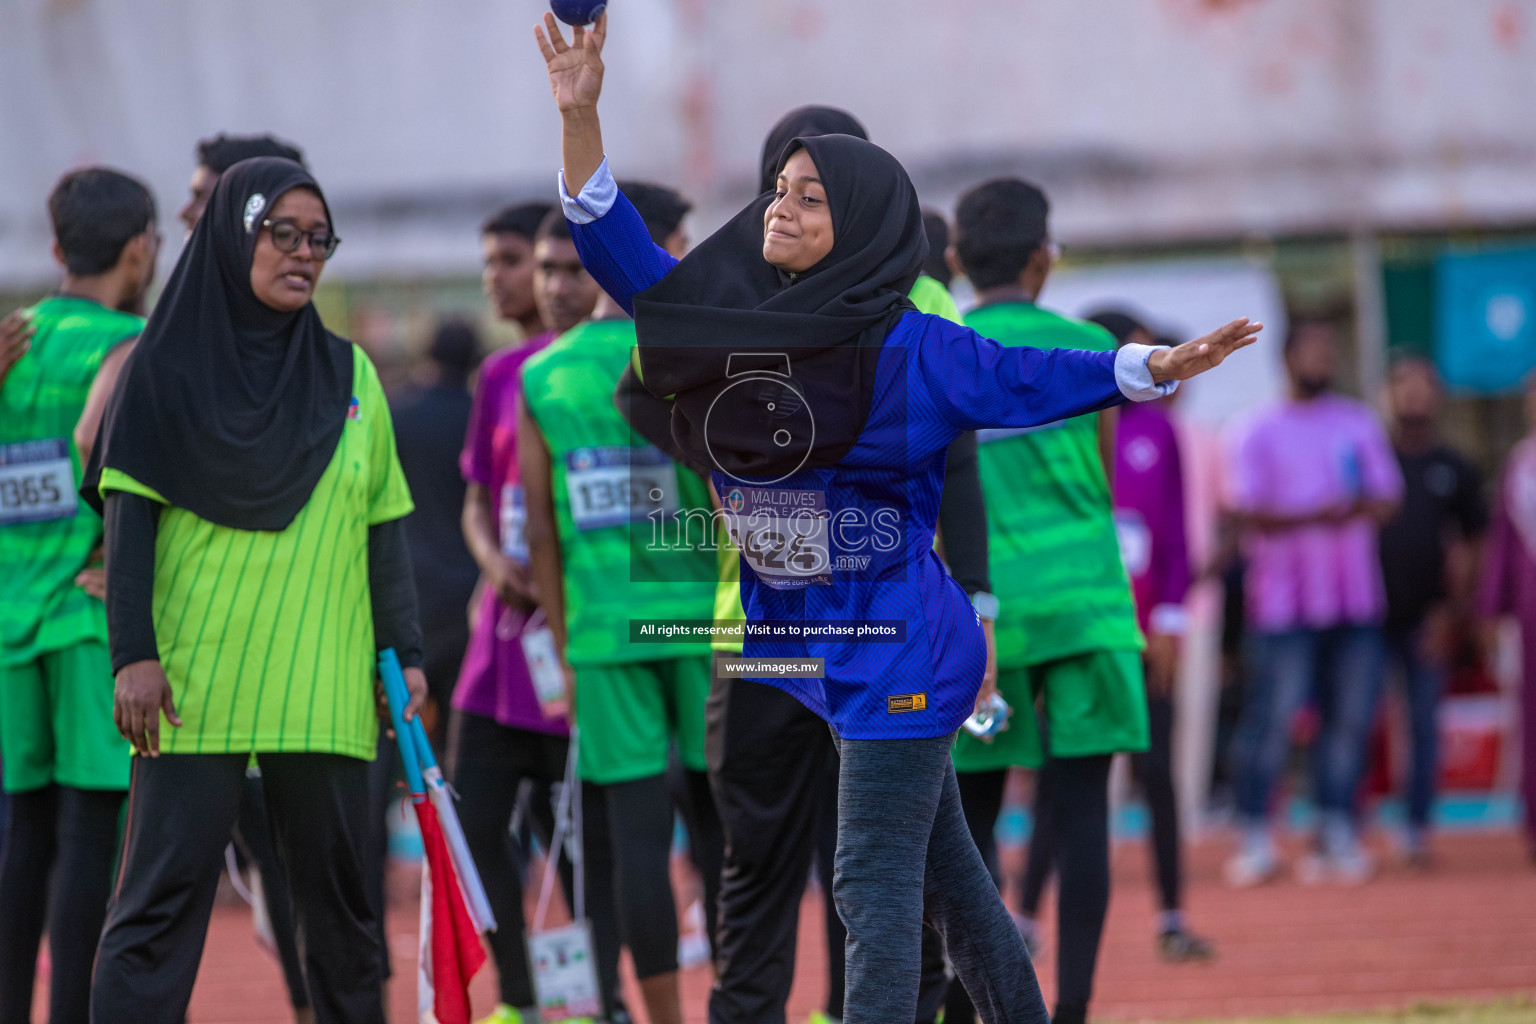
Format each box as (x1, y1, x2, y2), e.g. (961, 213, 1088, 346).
(762, 148, 834, 274)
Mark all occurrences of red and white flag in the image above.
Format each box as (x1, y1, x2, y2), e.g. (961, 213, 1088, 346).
(414, 797, 486, 1024)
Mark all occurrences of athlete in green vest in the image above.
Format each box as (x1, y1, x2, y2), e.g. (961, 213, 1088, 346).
(945, 178, 1149, 1024)
(520, 182, 718, 1024)
(0, 167, 157, 1024)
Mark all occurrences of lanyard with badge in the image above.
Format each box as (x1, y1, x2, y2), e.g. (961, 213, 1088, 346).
(516, 608, 569, 720)
(529, 727, 602, 1021)
(495, 482, 566, 716)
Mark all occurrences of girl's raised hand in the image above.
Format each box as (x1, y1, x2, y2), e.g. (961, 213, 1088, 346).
(535, 11, 607, 113)
(1148, 318, 1263, 383)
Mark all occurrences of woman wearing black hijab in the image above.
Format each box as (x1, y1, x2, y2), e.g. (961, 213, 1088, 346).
(538, 15, 1259, 1022)
(86, 157, 426, 1024)
(688, 103, 990, 1024)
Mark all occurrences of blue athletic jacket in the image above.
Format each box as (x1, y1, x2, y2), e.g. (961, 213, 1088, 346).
(563, 160, 1170, 740)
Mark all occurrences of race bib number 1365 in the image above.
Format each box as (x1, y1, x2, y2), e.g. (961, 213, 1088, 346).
(0, 438, 77, 526)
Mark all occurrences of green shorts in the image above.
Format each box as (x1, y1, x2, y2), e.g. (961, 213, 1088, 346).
(0, 641, 130, 793)
(575, 656, 711, 785)
(952, 646, 1149, 773)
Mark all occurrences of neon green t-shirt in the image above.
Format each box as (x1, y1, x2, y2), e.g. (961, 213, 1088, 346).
(907, 275, 962, 323)
(966, 302, 1141, 667)
(97, 348, 412, 758)
(710, 274, 962, 652)
(0, 297, 143, 667)
(522, 319, 717, 666)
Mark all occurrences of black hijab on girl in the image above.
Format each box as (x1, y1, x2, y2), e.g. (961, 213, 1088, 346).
(633, 134, 927, 482)
(88, 157, 353, 531)
(757, 106, 869, 195)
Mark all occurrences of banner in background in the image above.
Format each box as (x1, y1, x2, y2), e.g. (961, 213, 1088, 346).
(1436, 245, 1536, 394)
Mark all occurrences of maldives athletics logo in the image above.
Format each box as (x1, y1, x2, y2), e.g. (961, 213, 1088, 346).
(725, 488, 746, 512)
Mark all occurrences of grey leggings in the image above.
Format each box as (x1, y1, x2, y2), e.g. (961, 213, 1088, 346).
(833, 732, 1047, 1024)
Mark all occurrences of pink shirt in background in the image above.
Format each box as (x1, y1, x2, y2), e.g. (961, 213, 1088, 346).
(1227, 393, 1403, 633)
(458, 332, 555, 534)
(1114, 402, 1191, 634)
(452, 333, 568, 735)
(1480, 437, 1536, 844)
(1480, 438, 1536, 645)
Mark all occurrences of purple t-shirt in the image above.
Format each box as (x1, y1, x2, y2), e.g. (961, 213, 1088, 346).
(1480, 438, 1536, 653)
(1113, 402, 1191, 635)
(452, 334, 568, 735)
(1228, 394, 1402, 632)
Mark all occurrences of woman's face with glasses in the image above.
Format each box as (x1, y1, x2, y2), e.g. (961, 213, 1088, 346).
(250, 188, 337, 313)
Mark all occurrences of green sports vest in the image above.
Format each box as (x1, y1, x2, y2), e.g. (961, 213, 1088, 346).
(0, 297, 143, 666)
(965, 302, 1141, 667)
(521, 319, 716, 666)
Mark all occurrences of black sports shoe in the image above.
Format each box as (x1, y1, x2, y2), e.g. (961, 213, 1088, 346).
(1157, 927, 1215, 963)
(1051, 1001, 1088, 1024)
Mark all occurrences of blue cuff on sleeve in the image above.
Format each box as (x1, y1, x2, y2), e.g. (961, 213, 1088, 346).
(1116, 343, 1180, 402)
(559, 157, 617, 224)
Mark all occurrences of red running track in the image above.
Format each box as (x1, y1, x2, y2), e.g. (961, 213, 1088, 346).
(50, 831, 1536, 1023)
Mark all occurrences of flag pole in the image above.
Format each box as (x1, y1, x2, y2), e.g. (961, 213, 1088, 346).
(379, 649, 497, 933)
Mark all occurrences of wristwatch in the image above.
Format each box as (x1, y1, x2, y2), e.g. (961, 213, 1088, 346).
(970, 591, 1000, 621)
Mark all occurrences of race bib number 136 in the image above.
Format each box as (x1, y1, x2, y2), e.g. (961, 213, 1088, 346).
(565, 446, 679, 531)
(0, 438, 77, 526)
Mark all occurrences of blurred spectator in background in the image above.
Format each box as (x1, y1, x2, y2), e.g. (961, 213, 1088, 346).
(449, 205, 623, 1023)
(0, 166, 154, 1024)
(0, 134, 309, 403)
(1378, 355, 1488, 865)
(389, 318, 483, 740)
(921, 209, 953, 288)
(481, 201, 554, 341)
(1225, 320, 1402, 887)
(1478, 372, 1536, 860)
(456, 202, 582, 750)
(1091, 310, 1214, 961)
(179, 133, 305, 235)
(949, 178, 1149, 1024)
